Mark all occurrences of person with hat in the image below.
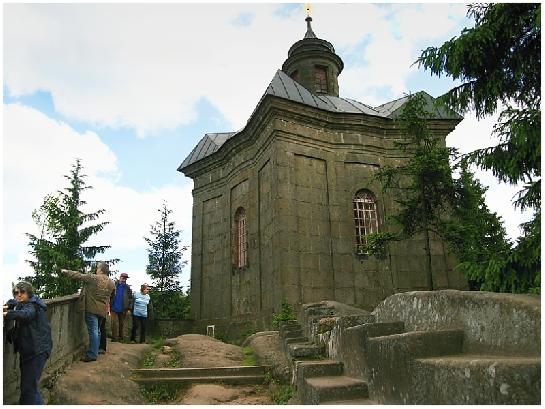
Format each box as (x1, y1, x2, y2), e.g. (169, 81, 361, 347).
(60, 263, 115, 362)
(110, 272, 133, 342)
(3, 281, 53, 404)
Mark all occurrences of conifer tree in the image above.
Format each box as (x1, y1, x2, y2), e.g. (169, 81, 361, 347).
(144, 201, 189, 318)
(364, 93, 457, 290)
(442, 163, 512, 291)
(417, 3, 540, 292)
(25, 159, 115, 298)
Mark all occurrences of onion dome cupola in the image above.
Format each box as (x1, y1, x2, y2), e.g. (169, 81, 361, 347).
(282, 15, 344, 97)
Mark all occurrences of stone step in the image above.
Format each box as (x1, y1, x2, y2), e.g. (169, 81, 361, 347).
(321, 398, 378, 405)
(133, 374, 266, 386)
(367, 329, 465, 404)
(363, 321, 405, 338)
(284, 329, 304, 339)
(411, 354, 541, 405)
(369, 328, 464, 359)
(283, 336, 308, 352)
(289, 342, 324, 359)
(133, 365, 267, 379)
(303, 376, 369, 404)
(294, 359, 344, 379)
(278, 321, 301, 338)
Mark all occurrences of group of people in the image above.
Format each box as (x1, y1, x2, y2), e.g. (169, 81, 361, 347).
(3, 262, 153, 405)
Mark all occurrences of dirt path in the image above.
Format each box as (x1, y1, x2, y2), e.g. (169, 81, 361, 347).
(50, 341, 150, 404)
(172, 334, 272, 404)
(50, 334, 273, 405)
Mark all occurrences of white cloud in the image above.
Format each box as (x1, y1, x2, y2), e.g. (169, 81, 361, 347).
(2, 103, 193, 300)
(4, 4, 470, 137)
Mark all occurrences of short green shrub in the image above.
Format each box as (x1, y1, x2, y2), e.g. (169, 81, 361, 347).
(272, 300, 297, 329)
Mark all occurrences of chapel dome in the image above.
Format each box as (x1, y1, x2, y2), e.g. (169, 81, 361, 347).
(282, 16, 344, 97)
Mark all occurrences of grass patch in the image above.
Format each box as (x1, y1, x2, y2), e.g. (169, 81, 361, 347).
(265, 371, 294, 404)
(140, 350, 157, 368)
(139, 384, 183, 403)
(242, 346, 258, 366)
(166, 349, 183, 368)
(270, 383, 294, 404)
(139, 337, 167, 368)
(150, 337, 165, 350)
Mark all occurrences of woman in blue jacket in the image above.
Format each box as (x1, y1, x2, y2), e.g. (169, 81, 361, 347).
(130, 284, 152, 343)
(3, 281, 53, 405)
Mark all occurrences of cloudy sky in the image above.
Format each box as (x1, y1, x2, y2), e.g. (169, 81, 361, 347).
(3, 3, 532, 301)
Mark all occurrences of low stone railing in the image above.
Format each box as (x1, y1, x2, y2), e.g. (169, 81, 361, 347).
(3, 294, 86, 404)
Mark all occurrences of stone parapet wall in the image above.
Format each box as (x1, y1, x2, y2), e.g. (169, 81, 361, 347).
(3, 294, 87, 404)
(146, 319, 194, 338)
(372, 290, 541, 355)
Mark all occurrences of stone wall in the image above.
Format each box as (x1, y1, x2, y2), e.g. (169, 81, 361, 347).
(372, 290, 541, 355)
(146, 319, 194, 338)
(3, 294, 87, 404)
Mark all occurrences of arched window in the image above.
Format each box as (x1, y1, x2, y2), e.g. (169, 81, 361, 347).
(290, 70, 299, 83)
(353, 190, 379, 253)
(234, 207, 248, 268)
(314, 66, 328, 93)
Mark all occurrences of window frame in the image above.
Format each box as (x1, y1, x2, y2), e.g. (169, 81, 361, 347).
(234, 207, 248, 269)
(314, 65, 328, 94)
(353, 190, 379, 254)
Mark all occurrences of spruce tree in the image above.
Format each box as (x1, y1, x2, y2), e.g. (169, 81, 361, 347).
(144, 201, 189, 318)
(365, 93, 457, 290)
(25, 159, 115, 298)
(441, 163, 512, 291)
(417, 3, 540, 293)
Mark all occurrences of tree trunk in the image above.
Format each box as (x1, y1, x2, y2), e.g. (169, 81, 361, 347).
(423, 227, 434, 291)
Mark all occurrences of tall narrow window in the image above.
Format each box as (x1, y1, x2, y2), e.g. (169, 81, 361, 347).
(235, 207, 248, 268)
(290, 70, 299, 83)
(314, 66, 328, 93)
(353, 190, 379, 253)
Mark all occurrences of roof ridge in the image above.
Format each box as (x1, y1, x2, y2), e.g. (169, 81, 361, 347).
(290, 75, 310, 106)
(276, 71, 292, 102)
(316, 94, 341, 111)
(278, 70, 318, 107)
(341, 98, 366, 114)
(343, 97, 380, 113)
(375, 94, 410, 109)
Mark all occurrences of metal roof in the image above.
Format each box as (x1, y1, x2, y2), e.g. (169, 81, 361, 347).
(179, 70, 462, 170)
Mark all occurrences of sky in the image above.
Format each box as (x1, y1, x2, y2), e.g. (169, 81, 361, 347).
(2, 3, 533, 302)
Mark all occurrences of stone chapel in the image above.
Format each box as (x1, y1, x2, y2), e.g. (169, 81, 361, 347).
(178, 16, 468, 329)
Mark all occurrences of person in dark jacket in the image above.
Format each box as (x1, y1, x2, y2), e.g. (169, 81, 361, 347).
(3, 281, 53, 405)
(110, 273, 133, 342)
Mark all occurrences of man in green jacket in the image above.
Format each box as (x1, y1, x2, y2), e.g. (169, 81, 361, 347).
(61, 262, 115, 362)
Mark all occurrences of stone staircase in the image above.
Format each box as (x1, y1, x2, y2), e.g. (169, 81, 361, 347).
(279, 320, 375, 405)
(286, 296, 540, 405)
(131, 365, 267, 386)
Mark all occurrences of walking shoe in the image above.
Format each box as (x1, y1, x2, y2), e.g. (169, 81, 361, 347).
(81, 356, 97, 362)
(98, 349, 106, 354)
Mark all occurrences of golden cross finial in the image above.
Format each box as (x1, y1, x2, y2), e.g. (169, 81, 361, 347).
(304, 3, 312, 17)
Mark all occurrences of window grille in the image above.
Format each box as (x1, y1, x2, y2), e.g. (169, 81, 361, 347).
(353, 190, 379, 253)
(235, 208, 248, 268)
(314, 66, 328, 93)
